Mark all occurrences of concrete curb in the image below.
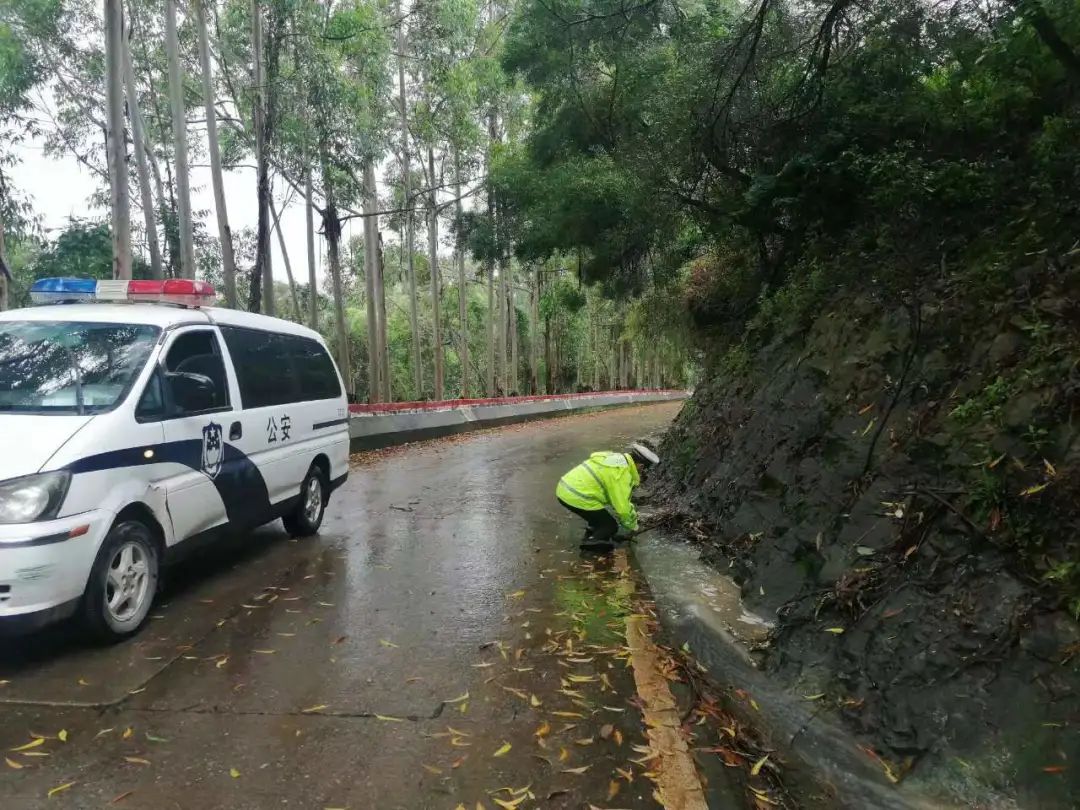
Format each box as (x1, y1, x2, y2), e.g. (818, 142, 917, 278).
(633, 533, 950, 810)
(349, 390, 687, 451)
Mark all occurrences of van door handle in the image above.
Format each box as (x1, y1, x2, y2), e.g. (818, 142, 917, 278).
(229, 421, 243, 441)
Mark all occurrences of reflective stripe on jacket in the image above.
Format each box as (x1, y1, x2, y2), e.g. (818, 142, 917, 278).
(556, 451, 640, 531)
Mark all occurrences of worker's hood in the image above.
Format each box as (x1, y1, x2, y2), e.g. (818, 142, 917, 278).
(587, 451, 640, 486)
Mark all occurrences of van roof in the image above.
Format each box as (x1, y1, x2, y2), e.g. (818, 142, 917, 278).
(0, 303, 325, 342)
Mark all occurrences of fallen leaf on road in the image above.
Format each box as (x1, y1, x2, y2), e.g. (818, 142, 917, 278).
(230, 768, 241, 778)
(95, 728, 114, 739)
(422, 764, 443, 775)
(110, 790, 134, 804)
(145, 733, 169, 743)
(216, 657, 229, 669)
(21, 752, 50, 758)
(472, 662, 494, 668)
(562, 766, 590, 775)
(824, 627, 845, 634)
(501, 686, 528, 701)
(122, 727, 134, 739)
(802, 693, 826, 701)
(57, 730, 68, 742)
(614, 729, 624, 746)
(493, 798, 524, 809)
(78, 679, 91, 686)
(5, 757, 23, 769)
(375, 714, 405, 722)
(493, 742, 512, 757)
(529, 694, 542, 707)
(551, 711, 584, 718)
(302, 705, 329, 714)
(9, 737, 44, 752)
(751, 754, 769, 776)
(616, 766, 634, 782)
(124, 757, 151, 766)
(317, 602, 335, 607)
(535, 721, 551, 738)
(575, 738, 594, 746)
(252, 649, 276, 655)
(379, 639, 399, 649)
(445, 691, 469, 704)
(599, 724, 614, 739)
(608, 780, 621, 800)
(47, 782, 76, 798)
(558, 747, 570, 762)
(452, 755, 468, 769)
(508, 590, 526, 599)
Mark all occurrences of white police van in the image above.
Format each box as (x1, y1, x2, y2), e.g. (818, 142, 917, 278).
(0, 277, 350, 640)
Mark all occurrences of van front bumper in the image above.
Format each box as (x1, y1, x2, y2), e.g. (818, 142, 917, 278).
(0, 511, 112, 629)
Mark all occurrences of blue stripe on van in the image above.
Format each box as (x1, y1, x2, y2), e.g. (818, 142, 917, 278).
(65, 440, 271, 529)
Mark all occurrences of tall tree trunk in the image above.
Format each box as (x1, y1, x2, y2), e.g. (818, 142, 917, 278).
(250, 0, 270, 311)
(454, 146, 468, 398)
(362, 161, 381, 403)
(396, 2, 421, 398)
(321, 155, 351, 398)
(428, 147, 444, 400)
(486, 255, 495, 396)
(195, 0, 237, 305)
(377, 234, 392, 402)
(305, 167, 317, 327)
(105, 0, 131, 280)
(122, 29, 161, 279)
(529, 266, 539, 394)
(165, 0, 194, 279)
(495, 202, 506, 394)
(508, 263, 517, 394)
(0, 197, 8, 310)
(269, 197, 301, 320)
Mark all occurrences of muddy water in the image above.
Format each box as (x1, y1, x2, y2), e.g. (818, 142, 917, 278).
(634, 533, 772, 655)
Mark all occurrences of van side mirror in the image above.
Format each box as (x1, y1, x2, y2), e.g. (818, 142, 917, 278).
(165, 371, 216, 414)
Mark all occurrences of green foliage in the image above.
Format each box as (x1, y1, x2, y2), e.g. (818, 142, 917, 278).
(6, 221, 152, 306)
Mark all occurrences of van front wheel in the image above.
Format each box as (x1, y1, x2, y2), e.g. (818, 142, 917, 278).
(283, 466, 327, 538)
(82, 520, 160, 642)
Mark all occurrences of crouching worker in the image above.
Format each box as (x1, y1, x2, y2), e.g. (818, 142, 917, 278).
(556, 443, 660, 547)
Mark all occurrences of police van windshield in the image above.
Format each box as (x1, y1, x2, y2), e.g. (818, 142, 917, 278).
(0, 321, 160, 415)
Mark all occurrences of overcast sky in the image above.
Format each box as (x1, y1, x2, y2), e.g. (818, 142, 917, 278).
(10, 131, 352, 287)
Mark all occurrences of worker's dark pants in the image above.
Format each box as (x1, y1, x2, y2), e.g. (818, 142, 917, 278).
(558, 498, 619, 544)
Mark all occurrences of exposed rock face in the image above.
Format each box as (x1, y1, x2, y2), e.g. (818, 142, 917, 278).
(648, 261, 1080, 805)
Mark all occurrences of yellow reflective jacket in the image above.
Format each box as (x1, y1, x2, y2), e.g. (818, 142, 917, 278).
(556, 451, 640, 531)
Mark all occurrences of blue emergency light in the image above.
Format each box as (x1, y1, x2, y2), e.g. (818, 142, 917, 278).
(29, 277, 98, 303)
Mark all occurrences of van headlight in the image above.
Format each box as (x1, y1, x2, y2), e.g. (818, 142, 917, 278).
(0, 472, 72, 524)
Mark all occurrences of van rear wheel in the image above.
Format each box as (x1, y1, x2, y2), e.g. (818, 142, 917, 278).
(81, 520, 159, 643)
(283, 466, 327, 538)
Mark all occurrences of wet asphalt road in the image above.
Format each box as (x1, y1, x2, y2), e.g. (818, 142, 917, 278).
(0, 403, 683, 810)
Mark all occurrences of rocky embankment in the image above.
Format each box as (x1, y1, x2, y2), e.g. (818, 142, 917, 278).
(647, 255, 1080, 807)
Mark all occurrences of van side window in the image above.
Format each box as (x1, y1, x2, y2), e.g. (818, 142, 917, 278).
(164, 331, 230, 413)
(136, 369, 166, 420)
(287, 336, 343, 400)
(219, 326, 298, 408)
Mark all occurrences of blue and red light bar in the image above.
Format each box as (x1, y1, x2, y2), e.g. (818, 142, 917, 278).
(30, 278, 216, 308)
